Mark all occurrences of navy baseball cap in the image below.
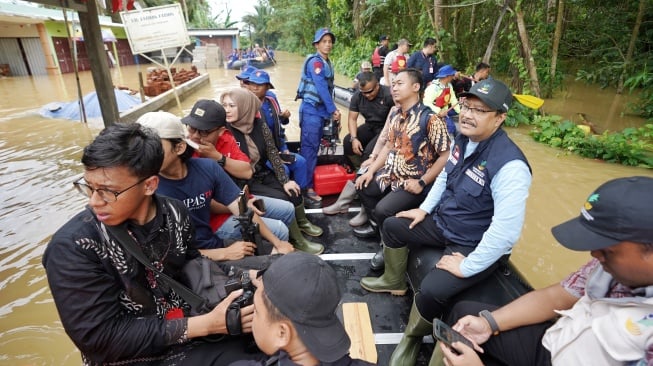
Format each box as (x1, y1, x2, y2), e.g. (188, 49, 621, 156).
(459, 79, 513, 113)
(379, 35, 389, 42)
(262, 252, 350, 362)
(247, 69, 275, 89)
(552, 176, 653, 251)
(236, 65, 258, 81)
(313, 27, 336, 44)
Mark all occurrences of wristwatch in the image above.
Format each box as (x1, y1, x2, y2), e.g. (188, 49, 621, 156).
(217, 155, 227, 166)
(418, 179, 427, 188)
(350, 136, 358, 142)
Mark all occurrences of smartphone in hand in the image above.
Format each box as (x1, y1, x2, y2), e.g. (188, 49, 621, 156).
(252, 198, 265, 212)
(433, 318, 474, 353)
(279, 153, 296, 164)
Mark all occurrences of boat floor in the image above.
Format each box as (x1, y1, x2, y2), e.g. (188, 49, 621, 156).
(306, 203, 434, 365)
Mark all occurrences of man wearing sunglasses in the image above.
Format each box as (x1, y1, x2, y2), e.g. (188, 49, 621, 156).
(183, 99, 322, 254)
(43, 123, 265, 365)
(342, 71, 395, 163)
(323, 71, 394, 221)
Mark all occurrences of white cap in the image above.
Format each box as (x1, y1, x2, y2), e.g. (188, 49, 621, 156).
(136, 111, 198, 149)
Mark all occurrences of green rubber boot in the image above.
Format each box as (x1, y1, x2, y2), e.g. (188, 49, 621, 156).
(428, 341, 447, 366)
(295, 202, 323, 237)
(389, 301, 433, 366)
(360, 246, 408, 296)
(289, 218, 324, 255)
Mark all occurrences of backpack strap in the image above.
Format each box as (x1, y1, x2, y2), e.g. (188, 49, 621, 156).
(104, 224, 207, 311)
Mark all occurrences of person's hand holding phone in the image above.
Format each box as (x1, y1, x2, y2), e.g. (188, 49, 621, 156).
(434, 319, 484, 365)
(283, 181, 301, 197)
(279, 153, 296, 164)
(247, 198, 266, 215)
(451, 315, 493, 347)
(440, 341, 484, 366)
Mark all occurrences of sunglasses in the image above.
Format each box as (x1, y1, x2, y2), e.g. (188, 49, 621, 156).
(360, 84, 378, 95)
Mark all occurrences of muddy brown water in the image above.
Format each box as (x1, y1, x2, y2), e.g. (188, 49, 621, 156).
(1, 51, 651, 365)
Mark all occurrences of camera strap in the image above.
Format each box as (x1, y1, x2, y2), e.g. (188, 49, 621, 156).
(105, 224, 207, 311)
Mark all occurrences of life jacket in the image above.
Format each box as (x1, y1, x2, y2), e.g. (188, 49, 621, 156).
(295, 54, 334, 106)
(372, 46, 382, 67)
(434, 87, 452, 108)
(391, 54, 407, 73)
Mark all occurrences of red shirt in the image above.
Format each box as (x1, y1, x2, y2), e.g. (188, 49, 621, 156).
(216, 129, 250, 162)
(204, 130, 251, 231)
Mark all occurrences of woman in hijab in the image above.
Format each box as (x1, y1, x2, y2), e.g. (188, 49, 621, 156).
(221, 88, 324, 255)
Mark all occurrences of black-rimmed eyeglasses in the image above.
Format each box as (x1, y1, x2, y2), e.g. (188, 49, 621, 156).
(460, 103, 495, 116)
(73, 177, 148, 203)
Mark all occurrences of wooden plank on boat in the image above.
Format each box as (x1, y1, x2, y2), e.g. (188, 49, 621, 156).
(342, 302, 378, 364)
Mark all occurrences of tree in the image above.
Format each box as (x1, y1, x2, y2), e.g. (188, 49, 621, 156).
(242, 2, 274, 47)
(514, 1, 541, 97)
(548, 0, 564, 98)
(483, 0, 509, 64)
(618, 0, 646, 94)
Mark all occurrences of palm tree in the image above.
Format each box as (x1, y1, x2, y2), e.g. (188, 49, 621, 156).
(242, 2, 274, 46)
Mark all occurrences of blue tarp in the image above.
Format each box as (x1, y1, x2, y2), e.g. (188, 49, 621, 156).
(40, 89, 141, 121)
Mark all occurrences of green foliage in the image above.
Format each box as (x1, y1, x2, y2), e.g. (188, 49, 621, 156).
(529, 116, 653, 168)
(141, 0, 218, 28)
(332, 38, 376, 78)
(624, 66, 653, 119)
(258, 0, 652, 150)
(503, 103, 537, 128)
(242, 2, 280, 47)
(575, 61, 626, 89)
(570, 1, 653, 116)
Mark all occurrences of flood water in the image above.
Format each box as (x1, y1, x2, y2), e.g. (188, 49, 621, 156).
(1, 51, 652, 365)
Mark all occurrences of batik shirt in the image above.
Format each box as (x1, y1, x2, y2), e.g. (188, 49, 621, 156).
(374, 102, 450, 191)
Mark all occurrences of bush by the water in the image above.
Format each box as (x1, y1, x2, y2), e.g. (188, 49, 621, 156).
(528, 115, 653, 168)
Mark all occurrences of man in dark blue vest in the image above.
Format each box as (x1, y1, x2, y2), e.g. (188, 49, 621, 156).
(360, 79, 532, 366)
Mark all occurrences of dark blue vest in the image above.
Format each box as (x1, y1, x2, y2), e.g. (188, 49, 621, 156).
(434, 129, 531, 246)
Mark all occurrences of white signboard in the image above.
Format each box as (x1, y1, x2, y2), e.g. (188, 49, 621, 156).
(120, 4, 190, 55)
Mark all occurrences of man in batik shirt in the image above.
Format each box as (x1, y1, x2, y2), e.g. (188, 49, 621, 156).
(353, 68, 450, 271)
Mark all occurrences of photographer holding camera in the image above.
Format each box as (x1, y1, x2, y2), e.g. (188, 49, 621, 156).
(231, 252, 375, 366)
(42, 123, 265, 365)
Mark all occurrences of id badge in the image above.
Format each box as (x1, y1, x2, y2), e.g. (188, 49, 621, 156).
(429, 66, 434, 73)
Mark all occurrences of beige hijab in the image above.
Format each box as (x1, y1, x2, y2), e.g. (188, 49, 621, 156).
(222, 88, 262, 166)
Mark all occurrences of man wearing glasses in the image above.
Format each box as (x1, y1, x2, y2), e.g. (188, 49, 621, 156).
(360, 78, 532, 366)
(43, 123, 264, 365)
